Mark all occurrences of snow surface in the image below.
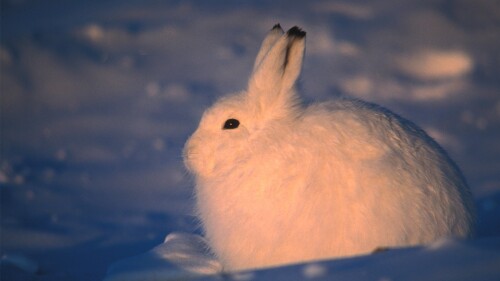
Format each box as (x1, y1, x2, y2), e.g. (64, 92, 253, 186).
(103, 233, 500, 281)
(104, 232, 221, 281)
(1, 0, 500, 280)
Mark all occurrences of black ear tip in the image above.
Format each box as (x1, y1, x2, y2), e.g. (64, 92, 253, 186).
(272, 23, 282, 30)
(287, 26, 306, 38)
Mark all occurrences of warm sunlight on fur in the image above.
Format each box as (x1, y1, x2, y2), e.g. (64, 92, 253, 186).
(183, 25, 475, 272)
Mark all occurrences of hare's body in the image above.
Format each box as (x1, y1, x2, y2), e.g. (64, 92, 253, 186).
(184, 25, 475, 271)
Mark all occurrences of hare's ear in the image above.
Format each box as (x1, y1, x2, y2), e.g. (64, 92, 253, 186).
(253, 24, 284, 71)
(248, 26, 306, 115)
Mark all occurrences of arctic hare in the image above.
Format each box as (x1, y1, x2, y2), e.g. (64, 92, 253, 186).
(183, 25, 475, 271)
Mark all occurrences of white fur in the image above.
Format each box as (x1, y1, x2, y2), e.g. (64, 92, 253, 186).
(183, 25, 476, 272)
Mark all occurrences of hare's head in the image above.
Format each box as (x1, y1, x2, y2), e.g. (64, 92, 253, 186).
(184, 25, 306, 179)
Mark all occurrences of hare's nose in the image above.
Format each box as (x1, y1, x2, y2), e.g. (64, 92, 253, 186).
(184, 136, 198, 153)
(183, 136, 201, 163)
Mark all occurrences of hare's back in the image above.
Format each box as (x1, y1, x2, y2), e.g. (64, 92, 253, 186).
(300, 97, 474, 238)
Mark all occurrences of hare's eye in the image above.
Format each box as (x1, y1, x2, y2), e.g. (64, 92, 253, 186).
(223, 118, 240, 130)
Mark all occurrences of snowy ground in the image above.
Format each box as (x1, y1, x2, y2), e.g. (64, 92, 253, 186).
(101, 233, 500, 281)
(1, 0, 499, 280)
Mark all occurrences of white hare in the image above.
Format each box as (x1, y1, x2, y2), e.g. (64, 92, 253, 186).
(183, 25, 475, 272)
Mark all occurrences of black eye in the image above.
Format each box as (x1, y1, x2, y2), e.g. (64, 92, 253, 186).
(223, 118, 240, 130)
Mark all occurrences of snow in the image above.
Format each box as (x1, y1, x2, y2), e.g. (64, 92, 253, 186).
(104, 233, 221, 281)
(1, 0, 499, 280)
(103, 234, 500, 281)
(1, 254, 39, 274)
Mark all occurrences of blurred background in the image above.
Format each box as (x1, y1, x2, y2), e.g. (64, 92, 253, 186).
(1, 0, 499, 280)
